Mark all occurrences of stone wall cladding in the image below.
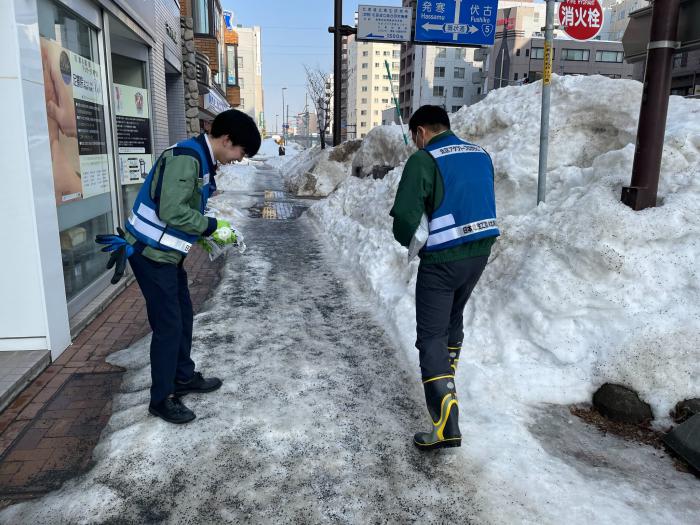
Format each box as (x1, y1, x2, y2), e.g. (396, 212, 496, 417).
(181, 16, 200, 137)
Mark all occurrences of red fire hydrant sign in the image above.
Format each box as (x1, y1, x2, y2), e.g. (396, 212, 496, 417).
(558, 0, 604, 41)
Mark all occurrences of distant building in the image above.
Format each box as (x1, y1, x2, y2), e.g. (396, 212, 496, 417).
(346, 35, 401, 139)
(236, 25, 265, 129)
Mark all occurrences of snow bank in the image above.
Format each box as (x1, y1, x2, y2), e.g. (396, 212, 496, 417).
(282, 142, 358, 197)
(307, 74, 700, 523)
(282, 124, 414, 196)
(350, 124, 413, 177)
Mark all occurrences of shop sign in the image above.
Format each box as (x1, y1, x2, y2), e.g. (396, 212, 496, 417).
(224, 10, 234, 31)
(40, 38, 110, 205)
(204, 91, 230, 115)
(558, 0, 604, 42)
(114, 83, 153, 185)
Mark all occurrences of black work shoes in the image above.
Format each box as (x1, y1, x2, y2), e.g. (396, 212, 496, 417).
(149, 396, 196, 424)
(174, 372, 223, 396)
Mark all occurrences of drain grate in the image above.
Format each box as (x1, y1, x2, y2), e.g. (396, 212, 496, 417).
(262, 201, 294, 219)
(264, 190, 285, 201)
(250, 189, 306, 220)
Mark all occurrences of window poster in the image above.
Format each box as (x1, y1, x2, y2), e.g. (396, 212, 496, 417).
(114, 83, 153, 185)
(40, 37, 110, 205)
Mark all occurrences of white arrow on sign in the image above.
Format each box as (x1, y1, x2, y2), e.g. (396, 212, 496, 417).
(422, 22, 479, 34)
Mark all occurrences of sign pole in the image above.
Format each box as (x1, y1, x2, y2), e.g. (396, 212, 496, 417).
(385, 60, 408, 145)
(537, 0, 555, 205)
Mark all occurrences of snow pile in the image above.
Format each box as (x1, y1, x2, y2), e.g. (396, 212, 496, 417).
(350, 124, 414, 177)
(282, 125, 414, 196)
(282, 143, 356, 197)
(308, 74, 700, 523)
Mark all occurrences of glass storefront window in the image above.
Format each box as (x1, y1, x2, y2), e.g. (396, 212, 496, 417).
(39, 0, 114, 302)
(111, 54, 151, 215)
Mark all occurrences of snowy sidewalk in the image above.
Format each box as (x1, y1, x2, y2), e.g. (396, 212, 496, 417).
(0, 161, 482, 524)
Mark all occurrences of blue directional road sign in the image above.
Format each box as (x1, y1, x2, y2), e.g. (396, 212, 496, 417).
(414, 0, 498, 46)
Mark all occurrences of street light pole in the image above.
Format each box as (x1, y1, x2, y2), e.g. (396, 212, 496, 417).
(328, 0, 356, 146)
(275, 114, 278, 135)
(282, 87, 287, 144)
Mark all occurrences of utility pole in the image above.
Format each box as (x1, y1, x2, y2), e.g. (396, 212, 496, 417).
(621, 0, 682, 211)
(536, 0, 555, 205)
(328, 0, 356, 146)
(281, 87, 287, 145)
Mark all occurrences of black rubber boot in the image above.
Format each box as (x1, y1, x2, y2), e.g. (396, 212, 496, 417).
(448, 342, 462, 373)
(174, 372, 223, 396)
(414, 374, 461, 450)
(149, 396, 196, 424)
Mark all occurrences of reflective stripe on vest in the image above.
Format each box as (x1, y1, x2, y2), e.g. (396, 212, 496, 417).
(426, 218, 498, 248)
(125, 136, 210, 255)
(128, 212, 193, 254)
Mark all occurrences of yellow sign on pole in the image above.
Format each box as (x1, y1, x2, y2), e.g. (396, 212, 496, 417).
(543, 41, 552, 85)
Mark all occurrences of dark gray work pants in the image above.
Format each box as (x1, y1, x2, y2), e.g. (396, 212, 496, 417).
(415, 256, 489, 379)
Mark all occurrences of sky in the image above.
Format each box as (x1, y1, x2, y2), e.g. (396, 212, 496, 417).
(222, 0, 403, 131)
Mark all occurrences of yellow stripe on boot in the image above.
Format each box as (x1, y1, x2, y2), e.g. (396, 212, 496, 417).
(448, 342, 462, 373)
(414, 375, 461, 450)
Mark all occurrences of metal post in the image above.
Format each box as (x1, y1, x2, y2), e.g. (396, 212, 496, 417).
(282, 87, 286, 144)
(536, 0, 555, 205)
(621, 0, 681, 211)
(333, 0, 342, 145)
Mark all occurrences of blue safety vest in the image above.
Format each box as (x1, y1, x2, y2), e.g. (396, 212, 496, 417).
(125, 137, 211, 255)
(423, 134, 499, 252)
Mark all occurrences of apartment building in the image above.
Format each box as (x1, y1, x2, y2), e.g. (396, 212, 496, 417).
(346, 36, 401, 139)
(236, 26, 265, 129)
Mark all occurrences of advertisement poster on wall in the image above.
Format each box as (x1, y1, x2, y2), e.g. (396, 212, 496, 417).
(114, 83, 153, 185)
(40, 37, 110, 206)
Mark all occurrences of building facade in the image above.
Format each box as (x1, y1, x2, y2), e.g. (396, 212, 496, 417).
(479, 4, 635, 95)
(399, 43, 484, 117)
(223, 19, 241, 109)
(180, 0, 231, 133)
(1, 0, 188, 403)
(346, 36, 401, 139)
(235, 25, 265, 130)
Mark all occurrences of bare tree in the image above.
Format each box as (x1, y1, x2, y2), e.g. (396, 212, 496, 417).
(304, 65, 332, 149)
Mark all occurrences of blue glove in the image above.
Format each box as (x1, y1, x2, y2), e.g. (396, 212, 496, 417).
(95, 227, 134, 284)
